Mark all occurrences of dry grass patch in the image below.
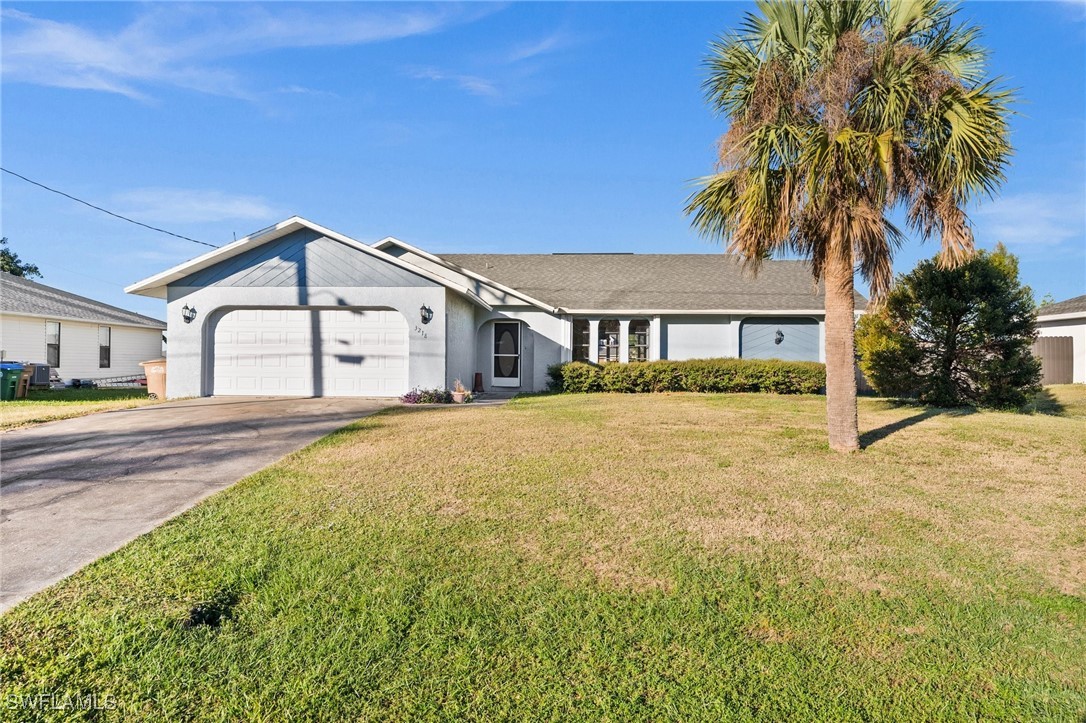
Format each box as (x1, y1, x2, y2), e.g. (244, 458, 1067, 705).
(294, 392, 1086, 599)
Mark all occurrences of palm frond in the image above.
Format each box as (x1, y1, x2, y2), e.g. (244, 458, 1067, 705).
(687, 0, 1013, 299)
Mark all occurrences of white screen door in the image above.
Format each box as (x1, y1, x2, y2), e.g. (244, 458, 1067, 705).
(493, 322, 520, 387)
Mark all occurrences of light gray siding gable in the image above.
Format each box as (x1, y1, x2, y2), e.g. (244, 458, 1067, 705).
(174, 228, 435, 289)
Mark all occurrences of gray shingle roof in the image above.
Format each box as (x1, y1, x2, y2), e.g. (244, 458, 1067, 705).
(441, 253, 867, 311)
(1038, 294, 1086, 318)
(1, 272, 165, 329)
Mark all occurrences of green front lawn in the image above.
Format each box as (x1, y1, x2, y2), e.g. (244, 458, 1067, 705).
(0, 388, 159, 430)
(1, 390, 1084, 720)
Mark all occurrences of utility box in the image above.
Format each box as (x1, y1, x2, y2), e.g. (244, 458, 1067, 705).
(140, 358, 167, 400)
(29, 364, 51, 387)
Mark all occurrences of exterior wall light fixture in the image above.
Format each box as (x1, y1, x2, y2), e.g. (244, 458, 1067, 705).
(182, 304, 198, 324)
(774, 329, 784, 345)
(419, 305, 434, 324)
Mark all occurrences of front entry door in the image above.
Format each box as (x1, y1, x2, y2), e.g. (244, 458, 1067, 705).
(493, 322, 521, 387)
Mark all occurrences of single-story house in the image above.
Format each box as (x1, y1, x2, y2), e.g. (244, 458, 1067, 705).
(1, 271, 166, 382)
(1034, 294, 1086, 384)
(126, 217, 864, 399)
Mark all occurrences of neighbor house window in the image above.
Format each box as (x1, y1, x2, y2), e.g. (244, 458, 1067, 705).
(46, 321, 61, 367)
(99, 325, 111, 368)
(572, 319, 591, 362)
(598, 320, 620, 363)
(629, 320, 650, 362)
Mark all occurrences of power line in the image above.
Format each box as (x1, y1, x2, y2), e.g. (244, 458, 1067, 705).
(1, 167, 220, 249)
(48, 262, 131, 290)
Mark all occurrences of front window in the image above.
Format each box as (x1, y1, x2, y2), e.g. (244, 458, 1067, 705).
(598, 320, 620, 363)
(99, 325, 111, 368)
(629, 320, 650, 362)
(46, 321, 61, 368)
(572, 319, 591, 362)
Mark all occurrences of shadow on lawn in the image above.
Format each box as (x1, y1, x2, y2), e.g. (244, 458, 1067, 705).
(1024, 387, 1067, 417)
(860, 404, 976, 448)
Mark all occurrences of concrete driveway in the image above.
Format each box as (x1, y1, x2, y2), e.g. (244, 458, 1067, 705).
(0, 396, 395, 613)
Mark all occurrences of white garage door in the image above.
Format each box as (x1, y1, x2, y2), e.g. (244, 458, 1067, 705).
(212, 308, 408, 397)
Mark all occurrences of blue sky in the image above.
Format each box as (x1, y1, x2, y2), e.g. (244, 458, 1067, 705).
(2, 1, 1084, 320)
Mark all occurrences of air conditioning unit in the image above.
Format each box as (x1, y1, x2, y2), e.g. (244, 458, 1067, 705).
(30, 364, 51, 386)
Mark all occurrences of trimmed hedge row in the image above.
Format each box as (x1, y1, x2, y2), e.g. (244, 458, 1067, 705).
(547, 358, 826, 395)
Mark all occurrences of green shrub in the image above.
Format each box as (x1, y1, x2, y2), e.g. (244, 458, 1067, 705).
(856, 244, 1041, 408)
(547, 358, 825, 395)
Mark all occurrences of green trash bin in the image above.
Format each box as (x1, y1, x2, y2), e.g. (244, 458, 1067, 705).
(0, 363, 25, 401)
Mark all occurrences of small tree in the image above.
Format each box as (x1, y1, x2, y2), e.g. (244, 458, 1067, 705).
(0, 238, 42, 279)
(856, 244, 1041, 408)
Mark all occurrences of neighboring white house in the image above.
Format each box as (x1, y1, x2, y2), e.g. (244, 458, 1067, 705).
(1035, 294, 1086, 384)
(1, 272, 165, 382)
(125, 217, 865, 399)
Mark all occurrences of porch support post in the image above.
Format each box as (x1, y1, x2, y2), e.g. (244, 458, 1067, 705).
(588, 319, 600, 364)
(561, 315, 574, 363)
(618, 319, 630, 363)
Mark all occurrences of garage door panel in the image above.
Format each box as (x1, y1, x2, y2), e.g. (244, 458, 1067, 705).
(260, 377, 283, 392)
(213, 308, 408, 397)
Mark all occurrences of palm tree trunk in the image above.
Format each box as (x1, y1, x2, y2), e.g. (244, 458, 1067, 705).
(824, 252, 861, 452)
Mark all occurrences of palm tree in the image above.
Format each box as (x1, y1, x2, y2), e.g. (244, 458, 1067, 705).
(685, 0, 1013, 451)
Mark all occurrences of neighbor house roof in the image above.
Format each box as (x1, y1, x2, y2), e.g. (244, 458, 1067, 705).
(440, 253, 867, 313)
(1, 272, 166, 329)
(1037, 294, 1086, 319)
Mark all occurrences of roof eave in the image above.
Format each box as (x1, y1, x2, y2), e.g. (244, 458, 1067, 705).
(126, 217, 309, 297)
(373, 237, 559, 313)
(0, 310, 166, 330)
(1037, 310, 1086, 323)
(558, 308, 833, 316)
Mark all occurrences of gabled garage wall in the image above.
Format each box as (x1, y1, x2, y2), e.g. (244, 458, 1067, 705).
(177, 229, 433, 289)
(164, 230, 454, 398)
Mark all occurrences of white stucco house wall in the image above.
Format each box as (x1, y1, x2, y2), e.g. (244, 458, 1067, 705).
(1, 272, 165, 382)
(1035, 295, 1086, 384)
(126, 217, 863, 399)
